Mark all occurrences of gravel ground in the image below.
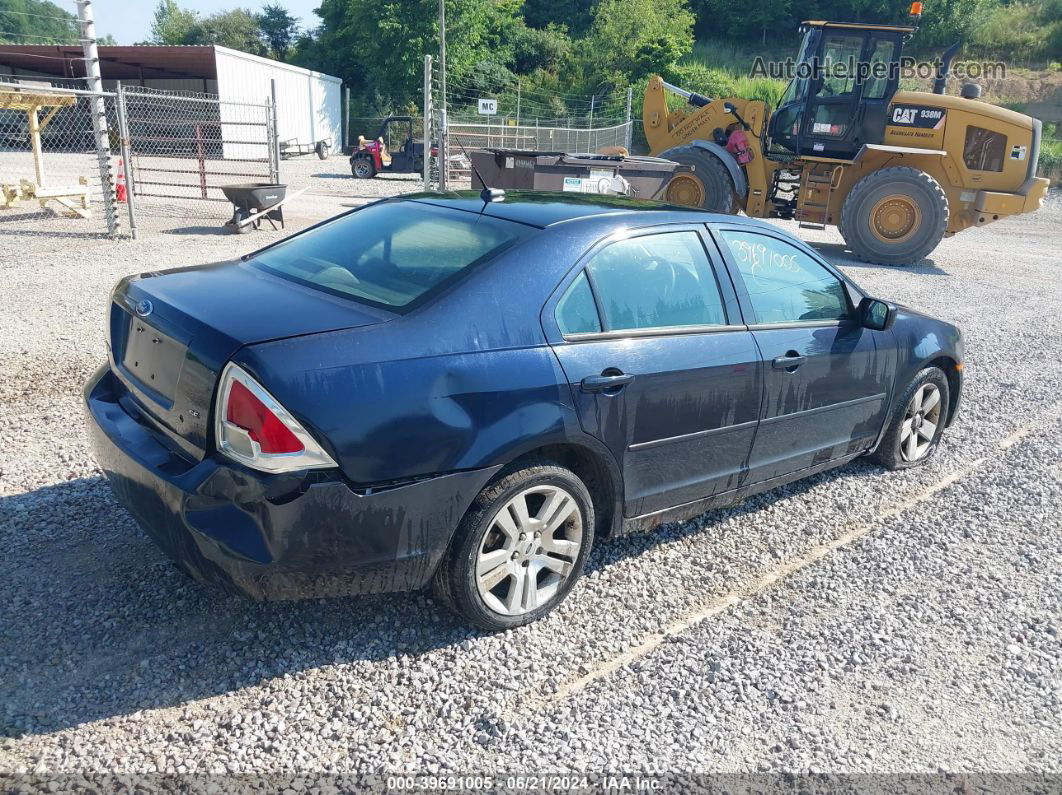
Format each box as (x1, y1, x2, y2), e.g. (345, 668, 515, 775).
(1, 172, 1060, 790)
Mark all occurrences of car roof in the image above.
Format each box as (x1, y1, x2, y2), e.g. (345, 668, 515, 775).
(403, 190, 769, 231)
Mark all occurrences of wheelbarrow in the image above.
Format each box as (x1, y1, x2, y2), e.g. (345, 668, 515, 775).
(221, 183, 296, 234)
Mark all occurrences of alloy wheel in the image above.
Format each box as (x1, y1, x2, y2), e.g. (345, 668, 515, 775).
(900, 382, 942, 462)
(476, 485, 583, 616)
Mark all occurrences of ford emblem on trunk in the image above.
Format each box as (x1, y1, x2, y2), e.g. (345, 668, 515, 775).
(134, 299, 153, 317)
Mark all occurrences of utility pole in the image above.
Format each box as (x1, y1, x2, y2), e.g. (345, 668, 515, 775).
(75, 0, 119, 237)
(438, 0, 447, 190)
(516, 79, 521, 128)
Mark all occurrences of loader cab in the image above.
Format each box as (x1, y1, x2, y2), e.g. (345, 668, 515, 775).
(768, 21, 914, 160)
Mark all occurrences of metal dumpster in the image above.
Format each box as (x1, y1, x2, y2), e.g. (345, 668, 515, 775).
(469, 150, 688, 201)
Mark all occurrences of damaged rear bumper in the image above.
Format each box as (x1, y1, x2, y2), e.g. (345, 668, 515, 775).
(84, 365, 499, 600)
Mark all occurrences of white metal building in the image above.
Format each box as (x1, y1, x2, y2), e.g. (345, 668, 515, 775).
(0, 44, 343, 149)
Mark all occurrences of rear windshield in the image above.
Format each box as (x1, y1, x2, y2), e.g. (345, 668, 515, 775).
(250, 202, 529, 311)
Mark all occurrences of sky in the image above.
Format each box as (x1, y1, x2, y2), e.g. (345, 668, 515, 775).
(93, 0, 321, 45)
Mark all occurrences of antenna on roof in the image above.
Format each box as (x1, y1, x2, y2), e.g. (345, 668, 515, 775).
(451, 132, 505, 207)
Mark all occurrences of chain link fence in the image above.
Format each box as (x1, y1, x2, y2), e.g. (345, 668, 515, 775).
(119, 85, 278, 230)
(0, 81, 121, 238)
(422, 58, 635, 187)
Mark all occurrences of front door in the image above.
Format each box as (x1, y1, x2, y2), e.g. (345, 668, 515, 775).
(857, 34, 903, 146)
(800, 30, 867, 158)
(544, 227, 762, 517)
(714, 226, 893, 483)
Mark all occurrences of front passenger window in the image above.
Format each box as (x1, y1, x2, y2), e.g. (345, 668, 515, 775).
(721, 230, 849, 324)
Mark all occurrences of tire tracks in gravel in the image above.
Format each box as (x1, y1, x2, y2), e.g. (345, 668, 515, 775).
(503, 401, 1062, 723)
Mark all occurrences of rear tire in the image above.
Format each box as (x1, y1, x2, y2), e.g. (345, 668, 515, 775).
(660, 144, 738, 213)
(840, 167, 948, 266)
(870, 367, 949, 470)
(351, 155, 376, 179)
(432, 461, 594, 631)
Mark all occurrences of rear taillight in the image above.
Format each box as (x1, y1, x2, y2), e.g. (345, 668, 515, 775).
(226, 380, 303, 453)
(215, 363, 336, 473)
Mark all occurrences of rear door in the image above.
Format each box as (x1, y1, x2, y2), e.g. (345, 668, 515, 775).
(712, 224, 892, 483)
(543, 226, 762, 517)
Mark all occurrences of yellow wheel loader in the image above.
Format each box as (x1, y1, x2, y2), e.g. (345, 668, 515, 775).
(645, 19, 1051, 264)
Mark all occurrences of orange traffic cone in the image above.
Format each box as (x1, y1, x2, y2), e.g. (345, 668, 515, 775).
(115, 158, 127, 203)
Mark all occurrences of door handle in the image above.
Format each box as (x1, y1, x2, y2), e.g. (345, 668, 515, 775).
(581, 372, 635, 393)
(772, 352, 806, 371)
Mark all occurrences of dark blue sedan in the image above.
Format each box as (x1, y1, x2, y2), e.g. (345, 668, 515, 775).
(85, 191, 963, 630)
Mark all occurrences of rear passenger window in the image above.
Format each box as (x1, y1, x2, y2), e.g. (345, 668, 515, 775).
(964, 125, 1006, 172)
(556, 272, 601, 335)
(586, 232, 727, 331)
(721, 230, 849, 324)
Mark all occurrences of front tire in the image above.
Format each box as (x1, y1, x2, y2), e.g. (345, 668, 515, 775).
(660, 144, 738, 213)
(432, 461, 594, 631)
(351, 155, 376, 179)
(840, 167, 948, 266)
(871, 367, 950, 470)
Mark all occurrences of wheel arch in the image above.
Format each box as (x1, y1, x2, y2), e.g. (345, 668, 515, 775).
(489, 439, 623, 539)
(686, 140, 748, 199)
(923, 354, 962, 428)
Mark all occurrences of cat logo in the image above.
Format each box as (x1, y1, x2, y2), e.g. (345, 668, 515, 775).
(890, 105, 947, 130)
(893, 108, 918, 124)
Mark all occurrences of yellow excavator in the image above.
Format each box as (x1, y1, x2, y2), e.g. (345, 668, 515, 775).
(647, 14, 1050, 264)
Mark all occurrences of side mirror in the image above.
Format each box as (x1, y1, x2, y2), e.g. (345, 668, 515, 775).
(858, 297, 897, 331)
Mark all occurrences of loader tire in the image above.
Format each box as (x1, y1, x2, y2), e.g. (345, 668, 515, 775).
(659, 145, 737, 213)
(840, 167, 948, 266)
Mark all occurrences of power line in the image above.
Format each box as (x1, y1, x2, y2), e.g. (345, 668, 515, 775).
(0, 9, 79, 24)
(443, 75, 623, 102)
(0, 31, 86, 43)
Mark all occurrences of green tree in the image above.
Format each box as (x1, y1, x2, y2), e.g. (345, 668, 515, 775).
(151, 0, 198, 45)
(187, 8, 268, 55)
(258, 2, 299, 60)
(0, 0, 78, 44)
(522, 0, 594, 34)
(302, 0, 527, 104)
(579, 0, 695, 86)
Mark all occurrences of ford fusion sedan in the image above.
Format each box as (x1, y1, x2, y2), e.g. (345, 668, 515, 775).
(85, 191, 963, 630)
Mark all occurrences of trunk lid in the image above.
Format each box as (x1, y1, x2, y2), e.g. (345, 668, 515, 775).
(108, 260, 391, 461)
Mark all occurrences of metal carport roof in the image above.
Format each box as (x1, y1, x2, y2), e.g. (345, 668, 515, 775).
(0, 45, 219, 81)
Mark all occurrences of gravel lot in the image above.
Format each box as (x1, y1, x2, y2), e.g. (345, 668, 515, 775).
(1, 164, 1060, 789)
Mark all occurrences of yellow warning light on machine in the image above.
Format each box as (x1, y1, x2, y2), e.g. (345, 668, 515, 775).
(910, 2, 924, 16)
